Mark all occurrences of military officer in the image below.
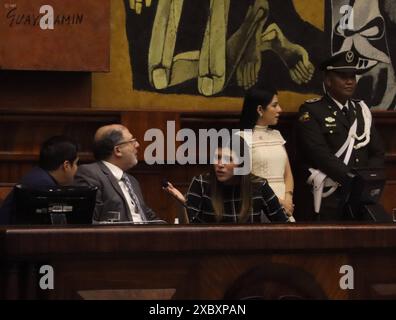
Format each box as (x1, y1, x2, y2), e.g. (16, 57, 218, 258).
(296, 50, 385, 221)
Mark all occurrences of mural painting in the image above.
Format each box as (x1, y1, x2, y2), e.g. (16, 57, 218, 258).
(124, 0, 324, 98)
(92, 0, 396, 110)
(328, 0, 396, 110)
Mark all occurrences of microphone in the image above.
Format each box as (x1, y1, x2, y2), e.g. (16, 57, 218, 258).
(161, 179, 170, 189)
(162, 179, 188, 208)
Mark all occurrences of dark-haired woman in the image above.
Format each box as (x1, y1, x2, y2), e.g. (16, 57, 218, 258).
(164, 145, 288, 223)
(239, 87, 295, 221)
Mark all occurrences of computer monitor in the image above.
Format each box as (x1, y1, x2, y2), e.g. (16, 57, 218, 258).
(346, 167, 391, 222)
(14, 185, 97, 225)
(349, 167, 385, 205)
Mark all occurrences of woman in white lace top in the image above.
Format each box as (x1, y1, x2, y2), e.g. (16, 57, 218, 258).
(239, 87, 295, 220)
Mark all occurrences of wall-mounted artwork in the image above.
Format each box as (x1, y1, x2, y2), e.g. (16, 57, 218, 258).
(124, 0, 324, 97)
(92, 0, 396, 111)
(0, 0, 110, 71)
(327, 0, 396, 110)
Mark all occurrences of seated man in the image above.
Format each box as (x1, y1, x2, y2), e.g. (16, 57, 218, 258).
(74, 124, 158, 223)
(0, 136, 79, 224)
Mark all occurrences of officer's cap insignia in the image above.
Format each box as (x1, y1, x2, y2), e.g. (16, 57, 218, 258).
(320, 50, 364, 74)
(299, 112, 311, 122)
(325, 117, 336, 123)
(305, 97, 322, 104)
(345, 51, 354, 63)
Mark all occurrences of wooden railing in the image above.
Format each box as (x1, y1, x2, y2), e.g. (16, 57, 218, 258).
(1, 224, 396, 299)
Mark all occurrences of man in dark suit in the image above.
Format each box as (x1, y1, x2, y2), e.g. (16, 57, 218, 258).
(74, 124, 158, 223)
(296, 51, 385, 221)
(0, 136, 79, 224)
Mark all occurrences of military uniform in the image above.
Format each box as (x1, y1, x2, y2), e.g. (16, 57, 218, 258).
(295, 51, 385, 221)
(298, 95, 384, 183)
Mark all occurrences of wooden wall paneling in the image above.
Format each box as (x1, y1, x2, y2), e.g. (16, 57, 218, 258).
(0, 109, 121, 184)
(2, 225, 396, 299)
(372, 112, 396, 216)
(381, 180, 396, 215)
(0, 71, 92, 109)
(374, 112, 396, 164)
(0, 183, 13, 205)
(121, 111, 181, 162)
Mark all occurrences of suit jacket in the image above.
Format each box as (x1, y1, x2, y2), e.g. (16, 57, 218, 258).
(296, 94, 385, 185)
(0, 167, 58, 225)
(74, 162, 158, 222)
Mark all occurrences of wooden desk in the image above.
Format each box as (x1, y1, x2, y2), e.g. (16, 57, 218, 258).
(1, 224, 396, 300)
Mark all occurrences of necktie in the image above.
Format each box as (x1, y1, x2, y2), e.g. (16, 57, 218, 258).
(342, 106, 352, 124)
(121, 174, 145, 221)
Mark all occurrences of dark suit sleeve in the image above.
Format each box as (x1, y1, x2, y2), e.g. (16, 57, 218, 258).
(74, 166, 104, 222)
(141, 203, 158, 221)
(297, 104, 350, 185)
(367, 124, 385, 167)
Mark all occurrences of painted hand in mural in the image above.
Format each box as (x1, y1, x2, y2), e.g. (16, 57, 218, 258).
(226, 0, 269, 90)
(227, 1, 314, 90)
(259, 23, 314, 85)
(129, 0, 152, 15)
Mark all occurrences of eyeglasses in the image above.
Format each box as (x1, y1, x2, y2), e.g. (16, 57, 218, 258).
(115, 138, 138, 147)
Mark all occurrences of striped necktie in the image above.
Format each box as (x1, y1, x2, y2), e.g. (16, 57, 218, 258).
(121, 174, 145, 221)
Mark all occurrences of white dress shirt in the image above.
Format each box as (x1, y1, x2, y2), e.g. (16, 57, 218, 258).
(330, 95, 349, 112)
(102, 161, 143, 222)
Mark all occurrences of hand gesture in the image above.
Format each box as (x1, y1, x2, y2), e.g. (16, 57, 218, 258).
(163, 181, 186, 205)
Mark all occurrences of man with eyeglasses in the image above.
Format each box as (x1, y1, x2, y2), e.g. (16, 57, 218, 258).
(74, 124, 159, 223)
